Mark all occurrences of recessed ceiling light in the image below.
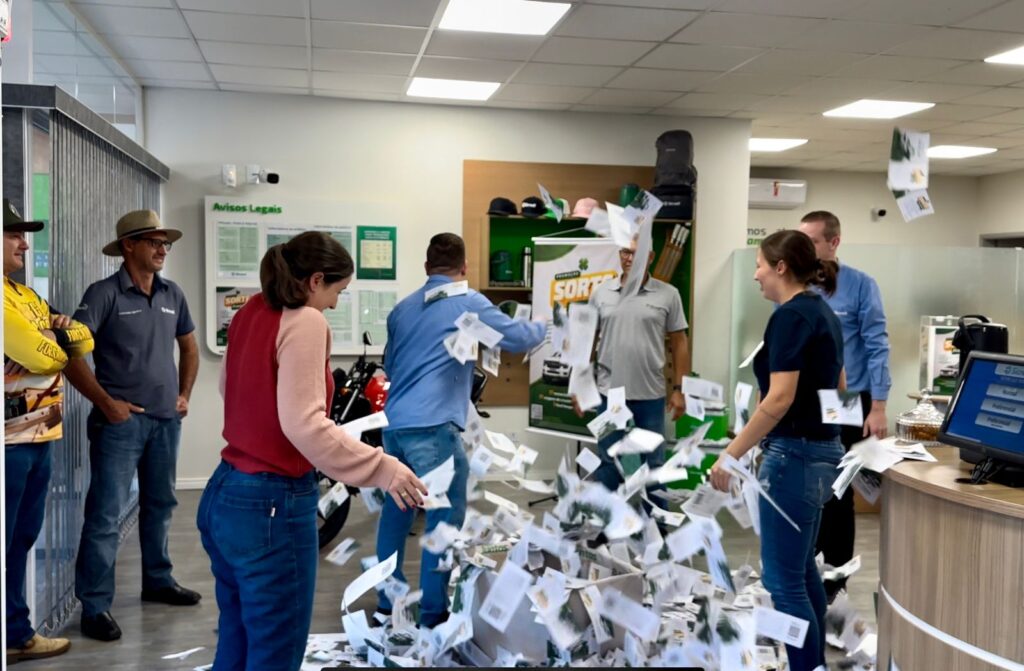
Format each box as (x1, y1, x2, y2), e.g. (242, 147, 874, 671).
(407, 77, 501, 101)
(985, 46, 1024, 65)
(823, 99, 934, 119)
(928, 145, 997, 159)
(749, 138, 808, 152)
(439, 0, 571, 36)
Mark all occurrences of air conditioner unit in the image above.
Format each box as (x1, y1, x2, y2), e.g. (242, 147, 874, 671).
(749, 178, 807, 210)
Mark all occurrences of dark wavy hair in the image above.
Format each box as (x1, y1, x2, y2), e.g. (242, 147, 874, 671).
(260, 231, 353, 310)
(761, 229, 838, 296)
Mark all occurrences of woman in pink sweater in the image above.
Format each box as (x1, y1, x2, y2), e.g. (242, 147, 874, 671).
(197, 231, 425, 671)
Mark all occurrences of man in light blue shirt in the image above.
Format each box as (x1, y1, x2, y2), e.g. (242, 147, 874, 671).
(800, 210, 891, 599)
(376, 233, 545, 627)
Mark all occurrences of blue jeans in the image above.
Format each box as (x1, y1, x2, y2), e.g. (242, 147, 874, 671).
(5, 442, 52, 647)
(76, 411, 181, 616)
(758, 435, 844, 671)
(594, 396, 666, 492)
(197, 461, 318, 671)
(376, 422, 468, 627)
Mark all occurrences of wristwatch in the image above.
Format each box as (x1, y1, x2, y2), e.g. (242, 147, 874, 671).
(672, 384, 682, 392)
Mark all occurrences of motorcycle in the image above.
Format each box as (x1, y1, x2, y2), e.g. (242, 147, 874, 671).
(316, 332, 490, 548)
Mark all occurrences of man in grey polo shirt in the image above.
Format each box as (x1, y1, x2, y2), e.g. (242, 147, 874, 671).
(585, 238, 691, 492)
(64, 210, 200, 642)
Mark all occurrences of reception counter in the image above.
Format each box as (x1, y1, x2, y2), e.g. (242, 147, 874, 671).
(879, 446, 1024, 670)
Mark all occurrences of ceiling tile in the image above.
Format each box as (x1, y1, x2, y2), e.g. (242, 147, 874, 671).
(414, 57, 521, 82)
(103, 35, 202, 62)
(786, 77, 906, 99)
(695, 73, 813, 95)
(313, 22, 427, 53)
(210, 64, 308, 87)
(489, 101, 572, 112)
(220, 84, 309, 96)
(183, 12, 307, 46)
(911, 103, 1013, 121)
(199, 42, 307, 69)
(955, 1, 1024, 31)
(586, 0, 720, 8)
(605, 68, 718, 91)
(312, 71, 408, 93)
(425, 30, 542, 60)
(140, 79, 217, 90)
(842, 0, 1006, 26)
(832, 55, 966, 80)
(556, 5, 699, 41)
(936, 121, 1023, 136)
(176, 0, 308, 18)
(72, 0, 173, 6)
(737, 50, 867, 76)
(571, 104, 656, 114)
(887, 28, 1024, 60)
(712, 0, 857, 18)
(671, 13, 824, 48)
(651, 106, 734, 117)
(492, 84, 596, 104)
(635, 44, 763, 71)
(533, 37, 655, 66)
(311, 0, 441, 26)
(971, 108, 1024, 124)
(747, 95, 849, 114)
(513, 63, 622, 87)
(951, 87, 1024, 107)
(313, 49, 415, 75)
(124, 59, 210, 81)
(788, 20, 935, 53)
(921, 62, 1024, 86)
(75, 5, 190, 38)
(667, 92, 769, 109)
(314, 90, 402, 102)
(580, 89, 679, 107)
(878, 81, 992, 103)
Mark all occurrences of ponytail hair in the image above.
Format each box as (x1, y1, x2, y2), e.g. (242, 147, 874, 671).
(761, 230, 838, 296)
(260, 231, 353, 310)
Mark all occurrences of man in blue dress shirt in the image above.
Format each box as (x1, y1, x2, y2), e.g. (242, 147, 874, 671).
(800, 210, 891, 600)
(376, 233, 546, 628)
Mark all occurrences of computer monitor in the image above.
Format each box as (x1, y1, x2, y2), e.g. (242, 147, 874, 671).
(939, 351, 1024, 468)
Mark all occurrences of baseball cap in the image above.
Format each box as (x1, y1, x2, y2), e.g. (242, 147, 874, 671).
(572, 198, 599, 218)
(521, 196, 546, 218)
(487, 197, 518, 216)
(3, 199, 44, 233)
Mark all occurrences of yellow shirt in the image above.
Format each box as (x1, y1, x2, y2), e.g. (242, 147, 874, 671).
(4, 278, 94, 444)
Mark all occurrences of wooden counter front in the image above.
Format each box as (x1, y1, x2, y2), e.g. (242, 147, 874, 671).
(878, 446, 1024, 670)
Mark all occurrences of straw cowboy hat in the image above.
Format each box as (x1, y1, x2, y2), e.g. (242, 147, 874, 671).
(102, 210, 183, 256)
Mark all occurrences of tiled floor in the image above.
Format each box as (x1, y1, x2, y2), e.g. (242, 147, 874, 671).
(24, 489, 880, 669)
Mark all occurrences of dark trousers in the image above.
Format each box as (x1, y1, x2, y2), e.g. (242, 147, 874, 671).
(815, 390, 871, 600)
(5, 442, 52, 647)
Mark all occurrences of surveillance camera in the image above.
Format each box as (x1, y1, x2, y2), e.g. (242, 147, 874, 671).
(245, 164, 281, 185)
(871, 208, 887, 221)
(261, 170, 280, 184)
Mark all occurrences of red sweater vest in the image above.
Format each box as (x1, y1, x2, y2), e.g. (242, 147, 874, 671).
(221, 293, 333, 477)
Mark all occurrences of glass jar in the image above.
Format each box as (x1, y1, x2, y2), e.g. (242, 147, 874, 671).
(896, 391, 946, 446)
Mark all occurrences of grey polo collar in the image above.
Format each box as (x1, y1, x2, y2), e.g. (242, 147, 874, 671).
(117, 264, 167, 295)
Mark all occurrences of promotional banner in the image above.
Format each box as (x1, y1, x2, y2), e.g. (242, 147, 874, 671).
(529, 238, 620, 436)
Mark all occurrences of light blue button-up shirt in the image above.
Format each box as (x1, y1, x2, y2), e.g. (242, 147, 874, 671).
(383, 275, 546, 432)
(819, 262, 892, 401)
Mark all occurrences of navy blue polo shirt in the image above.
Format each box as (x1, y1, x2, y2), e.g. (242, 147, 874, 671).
(73, 265, 195, 418)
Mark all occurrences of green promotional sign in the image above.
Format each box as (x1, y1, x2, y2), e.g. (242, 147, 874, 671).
(356, 226, 397, 281)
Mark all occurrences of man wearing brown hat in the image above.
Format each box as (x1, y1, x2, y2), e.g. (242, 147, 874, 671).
(64, 210, 200, 642)
(4, 198, 94, 662)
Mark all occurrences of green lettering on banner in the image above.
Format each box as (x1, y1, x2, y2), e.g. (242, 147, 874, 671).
(212, 203, 282, 215)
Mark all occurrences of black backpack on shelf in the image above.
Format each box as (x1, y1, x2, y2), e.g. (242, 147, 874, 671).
(652, 130, 697, 219)
(651, 183, 695, 220)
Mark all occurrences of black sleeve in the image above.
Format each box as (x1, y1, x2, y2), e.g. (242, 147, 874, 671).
(766, 307, 812, 373)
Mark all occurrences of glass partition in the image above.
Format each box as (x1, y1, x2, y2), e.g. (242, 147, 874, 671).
(730, 245, 1024, 421)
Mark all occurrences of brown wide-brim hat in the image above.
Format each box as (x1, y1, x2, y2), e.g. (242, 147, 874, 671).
(102, 209, 183, 256)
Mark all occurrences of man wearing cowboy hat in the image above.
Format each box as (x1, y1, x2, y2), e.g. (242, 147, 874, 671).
(64, 209, 200, 642)
(4, 198, 94, 663)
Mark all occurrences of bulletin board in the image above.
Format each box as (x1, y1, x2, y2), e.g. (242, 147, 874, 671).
(203, 196, 402, 356)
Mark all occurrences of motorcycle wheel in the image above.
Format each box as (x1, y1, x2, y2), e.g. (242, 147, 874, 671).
(317, 497, 352, 548)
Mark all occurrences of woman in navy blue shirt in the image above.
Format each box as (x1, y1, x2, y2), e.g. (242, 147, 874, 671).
(710, 229, 844, 671)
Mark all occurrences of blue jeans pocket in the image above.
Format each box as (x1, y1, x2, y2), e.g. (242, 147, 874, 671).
(213, 493, 274, 558)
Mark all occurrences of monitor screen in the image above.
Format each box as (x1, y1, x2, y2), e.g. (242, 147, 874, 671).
(940, 352, 1024, 461)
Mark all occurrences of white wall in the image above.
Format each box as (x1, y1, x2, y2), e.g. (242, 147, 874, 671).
(144, 88, 751, 485)
(748, 168, 981, 247)
(978, 169, 1024, 239)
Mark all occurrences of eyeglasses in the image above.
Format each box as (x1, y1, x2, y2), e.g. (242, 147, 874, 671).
(137, 237, 173, 251)
(619, 249, 636, 258)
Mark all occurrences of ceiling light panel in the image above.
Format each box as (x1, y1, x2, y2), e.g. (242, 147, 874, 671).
(439, 0, 571, 36)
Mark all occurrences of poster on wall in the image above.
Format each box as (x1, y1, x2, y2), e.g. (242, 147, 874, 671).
(357, 226, 397, 280)
(529, 238, 620, 437)
(204, 197, 403, 356)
